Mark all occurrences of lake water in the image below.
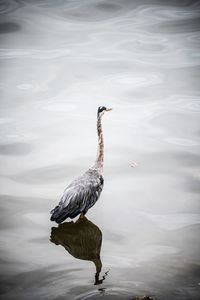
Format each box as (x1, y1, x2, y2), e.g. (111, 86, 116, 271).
(0, 0, 200, 299)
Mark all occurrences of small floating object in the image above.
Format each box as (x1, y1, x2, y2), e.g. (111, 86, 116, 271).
(130, 161, 139, 168)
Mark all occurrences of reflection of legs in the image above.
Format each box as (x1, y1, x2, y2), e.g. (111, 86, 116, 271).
(94, 270, 109, 285)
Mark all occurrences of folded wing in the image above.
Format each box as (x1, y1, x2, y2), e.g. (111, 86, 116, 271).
(50, 169, 104, 223)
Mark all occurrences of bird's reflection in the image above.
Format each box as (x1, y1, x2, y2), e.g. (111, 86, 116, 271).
(50, 216, 108, 285)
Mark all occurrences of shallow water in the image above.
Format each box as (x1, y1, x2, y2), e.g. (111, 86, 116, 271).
(0, 0, 200, 299)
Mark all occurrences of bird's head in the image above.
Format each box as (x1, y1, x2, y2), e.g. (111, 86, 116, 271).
(97, 106, 112, 117)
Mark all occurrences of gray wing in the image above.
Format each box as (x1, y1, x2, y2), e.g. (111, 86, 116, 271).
(50, 169, 104, 223)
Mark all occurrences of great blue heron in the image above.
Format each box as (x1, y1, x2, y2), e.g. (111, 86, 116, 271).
(50, 106, 112, 223)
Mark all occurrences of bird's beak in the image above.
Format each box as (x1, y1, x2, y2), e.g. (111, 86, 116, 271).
(106, 108, 112, 112)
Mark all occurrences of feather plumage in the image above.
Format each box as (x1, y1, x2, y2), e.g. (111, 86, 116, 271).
(50, 168, 104, 223)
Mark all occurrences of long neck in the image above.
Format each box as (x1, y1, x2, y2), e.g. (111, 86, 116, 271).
(95, 115, 104, 172)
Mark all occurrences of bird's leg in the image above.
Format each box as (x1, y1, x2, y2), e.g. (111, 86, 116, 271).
(79, 212, 84, 219)
(78, 210, 88, 221)
(83, 209, 88, 216)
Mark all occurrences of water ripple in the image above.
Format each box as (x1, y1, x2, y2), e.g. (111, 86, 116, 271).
(136, 4, 200, 21)
(76, 287, 137, 300)
(0, 22, 21, 34)
(106, 72, 163, 87)
(0, 0, 23, 14)
(0, 142, 33, 156)
(165, 137, 200, 146)
(168, 95, 200, 113)
(139, 212, 200, 230)
(0, 48, 71, 59)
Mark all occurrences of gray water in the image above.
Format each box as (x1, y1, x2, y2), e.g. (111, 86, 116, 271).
(0, 0, 200, 299)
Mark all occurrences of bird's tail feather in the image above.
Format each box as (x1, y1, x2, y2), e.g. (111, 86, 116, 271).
(50, 205, 59, 214)
(52, 212, 69, 224)
(50, 205, 69, 224)
(50, 205, 81, 223)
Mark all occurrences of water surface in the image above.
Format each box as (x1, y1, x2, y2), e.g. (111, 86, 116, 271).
(0, 0, 200, 299)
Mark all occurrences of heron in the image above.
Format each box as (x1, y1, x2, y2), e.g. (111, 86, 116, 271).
(50, 106, 112, 223)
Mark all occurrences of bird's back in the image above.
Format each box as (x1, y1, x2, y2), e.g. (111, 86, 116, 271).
(50, 168, 104, 223)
